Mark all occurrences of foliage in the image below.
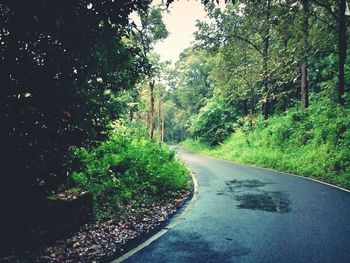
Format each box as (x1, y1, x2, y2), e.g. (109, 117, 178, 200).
(0, 2, 177, 251)
(132, 4, 169, 77)
(191, 0, 350, 118)
(172, 47, 214, 114)
(159, 47, 214, 143)
(189, 98, 237, 145)
(182, 95, 350, 188)
(71, 122, 190, 219)
(169, 1, 350, 193)
(2, 0, 350, 252)
(0, 1, 151, 212)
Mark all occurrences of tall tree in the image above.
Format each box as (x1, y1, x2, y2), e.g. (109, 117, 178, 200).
(132, 5, 168, 139)
(301, 0, 310, 108)
(157, 84, 163, 143)
(0, 0, 149, 199)
(196, 1, 276, 117)
(338, 0, 347, 105)
(0, 0, 152, 246)
(312, 0, 349, 104)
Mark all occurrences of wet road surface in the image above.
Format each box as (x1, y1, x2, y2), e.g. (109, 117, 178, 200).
(123, 148, 350, 262)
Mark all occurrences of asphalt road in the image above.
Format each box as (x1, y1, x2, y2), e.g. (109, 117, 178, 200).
(123, 148, 350, 263)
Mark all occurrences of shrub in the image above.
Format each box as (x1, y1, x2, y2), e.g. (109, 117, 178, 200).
(70, 122, 190, 219)
(182, 94, 350, 188)
(189, 98, 236, 146)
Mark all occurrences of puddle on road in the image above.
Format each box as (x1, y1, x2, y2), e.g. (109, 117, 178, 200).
(235, 191, 290, 213)
(223, 179, 291, 213)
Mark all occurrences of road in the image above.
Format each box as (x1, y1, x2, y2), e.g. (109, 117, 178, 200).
(122, 148, 350, 263)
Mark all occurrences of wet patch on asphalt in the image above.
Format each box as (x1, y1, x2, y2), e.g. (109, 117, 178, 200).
(235, 191, 290, 213)
(163, 231, 251, 262)
(224, 179, 291, 213)
(225, 179, 269, 190)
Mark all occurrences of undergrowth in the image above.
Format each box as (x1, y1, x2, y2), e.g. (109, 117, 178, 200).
(182, 95, 350, 189)
(71, 121, 190, 220)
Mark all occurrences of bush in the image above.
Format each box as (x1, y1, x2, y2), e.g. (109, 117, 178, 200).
(70, 122, 190, 219)
(189, 98, 236, 146)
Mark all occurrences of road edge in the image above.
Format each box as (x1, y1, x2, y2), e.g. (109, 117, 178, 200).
(112, 168, 199, 262)
(181, 147, 350, 193)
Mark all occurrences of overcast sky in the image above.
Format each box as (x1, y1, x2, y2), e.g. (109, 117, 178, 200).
(153, 1, 208, 64)
(130, 1, 225, 65)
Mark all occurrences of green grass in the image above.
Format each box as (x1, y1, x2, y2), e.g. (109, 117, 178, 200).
(181, 97, 350, 189)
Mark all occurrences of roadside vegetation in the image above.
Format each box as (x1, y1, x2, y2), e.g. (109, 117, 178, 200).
(0, 1, 190, 261)
(71, 121, 190, 220)
(182, 94, 350, 188)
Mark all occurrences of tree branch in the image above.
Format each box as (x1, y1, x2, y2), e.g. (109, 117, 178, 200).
(311, 0, 339, 22)
(228, 34, 263, 55)
(310, 12, 337, 30)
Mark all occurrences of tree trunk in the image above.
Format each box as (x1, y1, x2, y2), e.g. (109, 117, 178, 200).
(243, 100, 248, 115)
(249, 81, 254, 114)
(162, 117, 164, 143)
(149, 80, 155, 140)
(129, 105, 135, 121)
(262, 0, 271, 119)
(338, 0, 347, 105)
(301, 64, 309, 108)
(301, 0, 309, 108)
(157, 86, 162, 143)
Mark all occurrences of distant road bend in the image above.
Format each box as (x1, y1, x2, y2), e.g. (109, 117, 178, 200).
(122, 148, 350, 263)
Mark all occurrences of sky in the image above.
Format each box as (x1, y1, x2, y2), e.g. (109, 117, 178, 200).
(153, 0, 209, 64)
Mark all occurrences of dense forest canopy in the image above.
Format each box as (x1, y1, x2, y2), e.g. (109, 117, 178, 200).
(161, 0, 349, 145)
(1, 0, 148, 202)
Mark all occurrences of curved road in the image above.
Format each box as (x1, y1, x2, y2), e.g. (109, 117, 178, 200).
(122, 148, 350, 263)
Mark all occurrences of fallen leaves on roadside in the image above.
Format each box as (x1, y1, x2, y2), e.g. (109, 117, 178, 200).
(1, 190, 191, 263)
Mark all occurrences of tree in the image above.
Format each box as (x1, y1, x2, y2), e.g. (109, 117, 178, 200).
(132, 5, 168, 139)
(0, 0, 152, 248)
(311, 0, 349, 104)
(301, 0, 310, 108)
(157, 84, 163, 143)
(196, 1, 278, 117)
(189, 98, 236, 145)
(0, 0, 150, 195)
(172, 47, 213, 114)
(338, 0, 347, 105)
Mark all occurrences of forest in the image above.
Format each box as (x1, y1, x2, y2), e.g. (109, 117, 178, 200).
(169, 1, 350, 187)
(0, 0, 349, 262)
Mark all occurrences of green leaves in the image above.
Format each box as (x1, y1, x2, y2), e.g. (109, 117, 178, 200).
(70, 123, 190, 219)
(189, 98, 236, 145)
(183, 95, 350, 188)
